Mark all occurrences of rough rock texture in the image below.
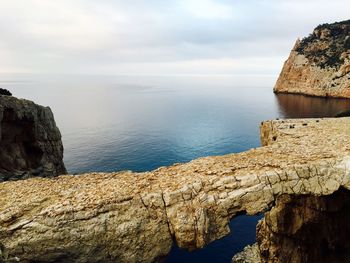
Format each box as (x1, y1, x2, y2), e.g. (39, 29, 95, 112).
(1, 117, 350, 262)
(274, 20, 350, 98)
(0, 95, 66, 181)
(257, 189, 350, 263)
(232, 244, 261, 263)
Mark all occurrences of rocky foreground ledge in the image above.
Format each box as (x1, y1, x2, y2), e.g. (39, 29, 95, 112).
(1, 118, 350, 262)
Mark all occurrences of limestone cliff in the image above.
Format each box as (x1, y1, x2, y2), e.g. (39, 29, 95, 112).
(274, 20, 350, 98)
(1, 117, 350, 262)
(0, 95, 66, 181)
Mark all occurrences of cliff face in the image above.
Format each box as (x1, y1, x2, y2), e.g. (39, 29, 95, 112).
(0, 95, 66, 181)
(1, 117, 350, 262)
(274, 20, 350, 98)
(257, 189, 350, 263)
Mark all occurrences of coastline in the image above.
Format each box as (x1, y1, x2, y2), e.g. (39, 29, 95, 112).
(2, 117, 350, 262)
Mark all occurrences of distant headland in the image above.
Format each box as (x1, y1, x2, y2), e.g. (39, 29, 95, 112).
(274, 19, 350, 98)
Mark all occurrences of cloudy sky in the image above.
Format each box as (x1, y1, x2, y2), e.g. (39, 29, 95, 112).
(0, 0, 348, 75)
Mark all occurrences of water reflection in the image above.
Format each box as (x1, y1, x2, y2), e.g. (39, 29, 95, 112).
(276, 93, 350, 118)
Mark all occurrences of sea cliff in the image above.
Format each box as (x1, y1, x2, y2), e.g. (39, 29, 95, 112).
(0, 95, 66, 181)
(274, 20, 350, 98)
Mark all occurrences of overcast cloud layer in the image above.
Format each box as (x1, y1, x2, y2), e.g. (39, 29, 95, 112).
(0, 0, 348, 75)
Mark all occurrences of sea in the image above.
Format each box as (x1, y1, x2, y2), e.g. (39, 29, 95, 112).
(2, 73, 350, 263)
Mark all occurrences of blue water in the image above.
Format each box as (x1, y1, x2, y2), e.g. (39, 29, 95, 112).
(2, 74, 350, 262)
(167, 214, 263, 263)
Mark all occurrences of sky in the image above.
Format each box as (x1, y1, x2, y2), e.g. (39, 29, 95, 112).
(0, 0, 348, 75)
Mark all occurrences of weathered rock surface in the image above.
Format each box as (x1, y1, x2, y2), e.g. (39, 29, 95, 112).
(274, 20, 350, 98)
(232, 244, 261, 263)
(257, 188, 350, 263)
(1, 117, 350, 262)
(0, 95, 66, 181)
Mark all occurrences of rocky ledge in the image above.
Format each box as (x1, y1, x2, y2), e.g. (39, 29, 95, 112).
(274, 20, 350, 98)
(0, 95, 66, 181)
(1, 117, 350, 262)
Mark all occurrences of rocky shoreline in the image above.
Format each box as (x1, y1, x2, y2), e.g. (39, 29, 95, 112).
(1, 19, 350, 263)
(2, 115, 350, 262)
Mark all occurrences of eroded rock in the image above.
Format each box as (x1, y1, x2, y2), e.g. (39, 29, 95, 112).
(232, 244, 261, 263)
(1, 118, 350, 262)
(257, 188, 350, 263)
(0, 95, 66, 181)
(274, 20, 350, 98)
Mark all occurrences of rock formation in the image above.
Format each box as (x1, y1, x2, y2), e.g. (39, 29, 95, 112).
(1, 117, 350, 262)
(232, 244, 261, 263)
(274, 20, 350, 98)
(256, 189, 350, 263)
(0, 89, 12, 96)
(0, 95, 66, 181)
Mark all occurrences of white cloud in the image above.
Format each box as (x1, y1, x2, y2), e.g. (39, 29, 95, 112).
(0, 0, 348, 74)
(0, 1, 116, 51)
(181, 0, 233, 19)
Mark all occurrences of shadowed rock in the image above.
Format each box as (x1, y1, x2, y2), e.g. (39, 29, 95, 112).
(256, 188, 350, 263)
(1, 118, 350, 262)
(0, 89, 11, 96)
(335, 108, 350, 117)
(0, 95, 66, 181)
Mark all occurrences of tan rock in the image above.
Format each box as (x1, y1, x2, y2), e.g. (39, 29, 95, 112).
(232, 244, 261, 263)
(1, 118, 350, 262)
(274, 20, 350, 98)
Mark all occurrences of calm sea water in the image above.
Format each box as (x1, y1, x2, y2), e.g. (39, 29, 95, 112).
(2, 74, 350, 262)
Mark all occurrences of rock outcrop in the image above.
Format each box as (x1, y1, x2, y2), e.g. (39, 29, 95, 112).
(0, 95, 66, 181)
(232, 244, 261, 263)
(257, 189, 350, 263)
(1, 117, 350, 262)
(274, 20, 350, 98)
